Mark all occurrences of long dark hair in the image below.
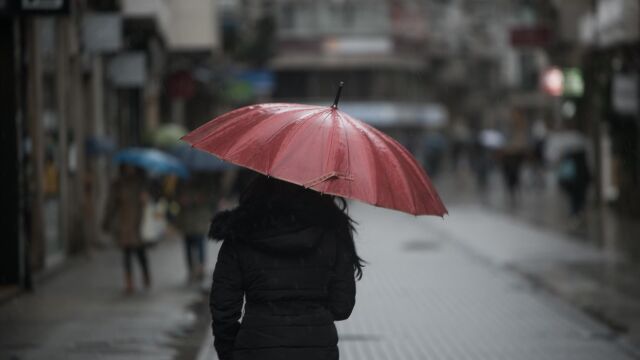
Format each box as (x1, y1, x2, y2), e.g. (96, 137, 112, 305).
(210, 174, 365, 279)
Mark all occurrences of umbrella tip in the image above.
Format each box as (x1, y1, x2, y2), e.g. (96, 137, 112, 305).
(331, 82, 344, 109)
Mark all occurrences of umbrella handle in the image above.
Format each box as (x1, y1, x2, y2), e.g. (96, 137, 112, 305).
(331, 82, 344, 109)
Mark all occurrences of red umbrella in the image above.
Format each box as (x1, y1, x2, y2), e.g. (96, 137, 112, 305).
(182, 85, 447, 216)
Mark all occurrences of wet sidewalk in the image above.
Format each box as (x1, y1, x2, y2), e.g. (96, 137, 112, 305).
(198, 201, 638, 360)
(436, 168, 640, 350)
(4, 195, 639, 360)
(0, 236, 211, 360)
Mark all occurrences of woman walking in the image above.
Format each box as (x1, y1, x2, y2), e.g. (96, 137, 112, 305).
(103, 165, 151, 293)
(208, 175, 364, 360)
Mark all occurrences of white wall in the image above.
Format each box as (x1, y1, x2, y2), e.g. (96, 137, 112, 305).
(276, 0, 390, 39)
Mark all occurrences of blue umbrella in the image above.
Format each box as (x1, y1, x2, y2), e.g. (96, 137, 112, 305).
(113, 148, 189, 178)
(170, 143, 234, 172)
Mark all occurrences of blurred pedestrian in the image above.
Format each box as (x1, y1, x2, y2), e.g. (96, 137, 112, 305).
(557, 149, 591, 219)
(474, 128, 504, 193)
(499, 149, 524, 207)
(208, 175, 363, 360)
(470, 139, 493, 193)
(175, 177, 215, 282)
(450, 119, 471, 171)
(530, 118, 548, 188)
(103, 165, 151, 294)
(423, 132, 447, 178)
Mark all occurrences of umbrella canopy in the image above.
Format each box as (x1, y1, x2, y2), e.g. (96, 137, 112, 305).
(182, 102, 447, 216)
(114, 148, 189, 178)
(149, 124, 188, 148)
(170, 143, 234, 172)
(545, 130, 588, 163)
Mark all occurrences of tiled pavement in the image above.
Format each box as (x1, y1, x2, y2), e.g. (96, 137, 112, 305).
(198, 202, 638, 360)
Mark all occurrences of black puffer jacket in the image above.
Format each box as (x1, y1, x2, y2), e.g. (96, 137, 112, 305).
(209, 208, 356, 360)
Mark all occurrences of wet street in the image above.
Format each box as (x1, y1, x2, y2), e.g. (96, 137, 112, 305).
(1, 196, 638, 359)
(2, 174, 639, 360)
(2, 177, 639, 360)
(0, 235, 211, 360)
(3, 0, 639, 359)
(197, 187, 636, 360)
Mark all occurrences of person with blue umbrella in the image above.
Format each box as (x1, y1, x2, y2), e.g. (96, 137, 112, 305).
(113, 147, 189, 178)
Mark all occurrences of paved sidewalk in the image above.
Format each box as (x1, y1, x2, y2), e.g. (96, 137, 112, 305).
(435, 169, 640, 350)
(0, 237, 210, 360)
(198, 202, 638, 360)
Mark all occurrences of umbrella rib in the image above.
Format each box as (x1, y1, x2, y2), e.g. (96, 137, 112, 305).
(189, 104, 310, 149)
(268, 109, 332, 173)
(189, 109, 260, 149)
(335, 111, 352, 197)
(372, 126, 444, 214)
(356, 123, 420, 213)
(322, 110, 337, 179)
(382, 137, 421, 213)
(340, 114, 382, 207)
(231, 109, 324, 175)
(221, 107, 315, 164)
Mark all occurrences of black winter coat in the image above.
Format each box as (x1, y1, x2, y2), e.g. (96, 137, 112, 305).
(209, 217, 356, 360)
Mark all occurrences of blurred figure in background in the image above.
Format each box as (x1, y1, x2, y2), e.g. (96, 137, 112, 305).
(557, 149, 592, 220)
(175, 175, 217, 282)
(450, 119, 471, 171)
(546, 126, 592, 223)
(499, 149, 524, 207)
(530, 118, 548, 188)
(422, 131, 447, 179)
(103, 165, 151, 294)
(475, 128, 505, 193)
(471, 135, 493, 193)
(499, 110, 528, 207)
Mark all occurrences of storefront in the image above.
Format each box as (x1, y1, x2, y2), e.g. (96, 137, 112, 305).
(0, 0, 74, 290)
(579, 0, 639, 215)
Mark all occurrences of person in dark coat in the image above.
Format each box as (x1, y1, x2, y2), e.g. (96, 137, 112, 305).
(208, 175, 364, 360)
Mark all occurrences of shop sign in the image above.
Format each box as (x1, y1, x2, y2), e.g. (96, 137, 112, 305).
(223, 70, 275, 102)
(510, 26, 552, 47)
(0, 0, 70, 15)
(235, 70, 274, 96)
(541, 67, 563, 97)
(82, 13, 122, 54)
(166, 71, 196, 100)
(579, 0, 639, 47)
(563, 68, 584, 98)
(595, 0, 638, 46)
(21, 0, 67, 12)
(1, 0, 69, 15)
(612, 73, 638, 116)
(108, 52, 147, 88)
(323, 37, 392, 55)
